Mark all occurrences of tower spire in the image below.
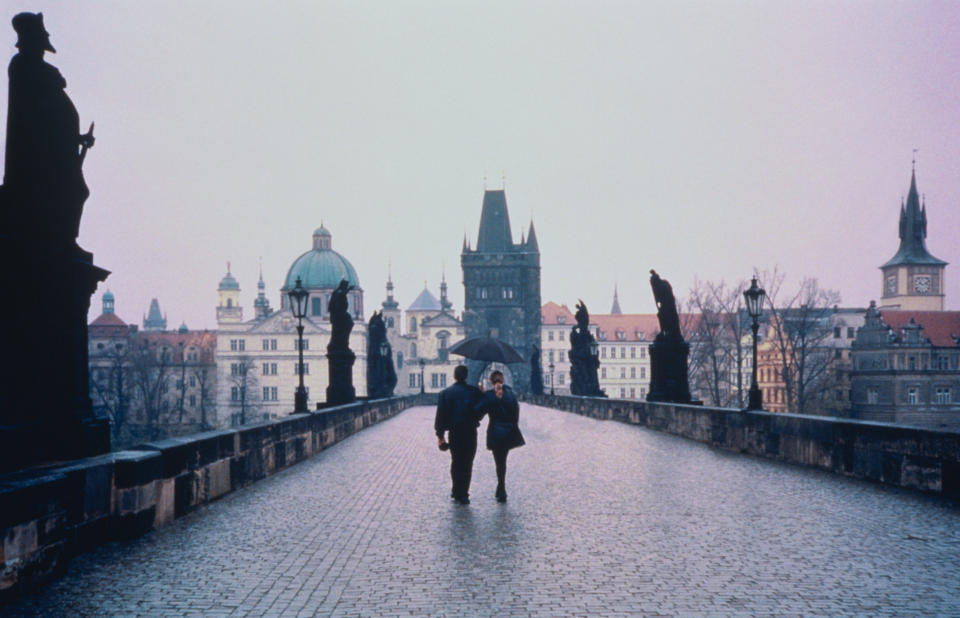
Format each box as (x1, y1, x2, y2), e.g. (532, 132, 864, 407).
(611, 283, 622, 315)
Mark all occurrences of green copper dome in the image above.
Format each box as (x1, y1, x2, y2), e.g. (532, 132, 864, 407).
(283, 226, 360, 290)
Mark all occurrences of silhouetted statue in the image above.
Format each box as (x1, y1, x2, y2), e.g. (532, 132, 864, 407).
(650, 269, 682, 341)
(529, 346, 544, 396)
(0, 13, 110, 471)
(647, 270, 696, 404)
(366, 311, 397, 399)
(326, 278, 356, 406)
(328, 279, 354, 350)
(568, 300, 604, 397)
(3, 12, 94, 246)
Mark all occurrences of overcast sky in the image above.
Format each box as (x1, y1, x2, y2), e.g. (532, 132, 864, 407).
(5, 1, 960, 329)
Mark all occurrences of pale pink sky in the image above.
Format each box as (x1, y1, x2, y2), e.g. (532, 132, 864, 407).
(4, 1, 960, 328)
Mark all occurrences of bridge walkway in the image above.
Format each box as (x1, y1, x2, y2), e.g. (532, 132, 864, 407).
(6, 404, 960, 616)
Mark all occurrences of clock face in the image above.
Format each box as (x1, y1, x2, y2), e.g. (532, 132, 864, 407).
(914, 276, 931, 293)
(886, 276, 897, 294)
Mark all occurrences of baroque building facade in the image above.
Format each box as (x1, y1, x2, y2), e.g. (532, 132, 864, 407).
(850, 302, 960, 427)
(214, 225, 367, 425)
(461, 189, 541, 391)
(381, 275, 466, 395)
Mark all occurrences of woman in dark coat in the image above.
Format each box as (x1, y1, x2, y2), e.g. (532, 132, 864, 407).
(475, 370, 524, 502)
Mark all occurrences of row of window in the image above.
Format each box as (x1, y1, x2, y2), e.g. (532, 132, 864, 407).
(230, 338, 313, 352)
(407, 373, 449, 388)
(865, 386, 954, 405)
(600, 367, 646, 380)
(474, 287, 516, 300)
(232, 386, 304, 401)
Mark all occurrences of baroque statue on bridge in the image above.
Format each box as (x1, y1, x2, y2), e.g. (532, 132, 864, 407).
(326, 278, 356, 406)
(647, 270, 696, 404)
(0, 12, 110, 471)
(366, 311, 397, 399)
(568, 300, 604, 397)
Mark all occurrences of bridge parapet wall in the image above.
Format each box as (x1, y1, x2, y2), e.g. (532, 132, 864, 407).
(526, 394, 960, 501)
(0, 394, 434, 601)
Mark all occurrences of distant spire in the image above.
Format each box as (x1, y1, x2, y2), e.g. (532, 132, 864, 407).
(882, 162, 945, 268)
(476, 189, 513, 253)
(383, 263, 398, 310)
(526, 218, 539, 252)
(611, 284, 622, 315)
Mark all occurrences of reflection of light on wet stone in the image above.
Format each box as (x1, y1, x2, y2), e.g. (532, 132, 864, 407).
(7, 405, 960, 616)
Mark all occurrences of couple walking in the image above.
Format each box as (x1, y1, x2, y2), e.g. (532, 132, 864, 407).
(434, 365, 525, 505)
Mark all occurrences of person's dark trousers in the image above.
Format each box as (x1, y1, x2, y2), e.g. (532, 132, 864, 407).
(493, 448, 509, 495)
(448, 425, 477, 500)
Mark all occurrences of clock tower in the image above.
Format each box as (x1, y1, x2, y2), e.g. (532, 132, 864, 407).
(879, 165, 947, 311)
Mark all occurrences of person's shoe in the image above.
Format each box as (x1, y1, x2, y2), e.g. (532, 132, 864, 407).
(495, 486, 507, 503)
(455, 496, 470, 505)
(451, 489, 456, 499)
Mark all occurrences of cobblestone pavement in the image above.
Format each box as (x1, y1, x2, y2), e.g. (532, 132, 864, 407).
(6, 404, 960, 617)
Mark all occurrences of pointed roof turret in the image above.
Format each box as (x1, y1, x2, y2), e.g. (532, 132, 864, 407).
(476, 190, 513, 253)
(440, 269, 452, 313)
(526, 219, 539, 252)
(611, 284, 622, 315)
(408, 285, 442, 312)
(143, 298, 167, 331)
(882, 166, 946, 267)
(382, 266, 399, 310)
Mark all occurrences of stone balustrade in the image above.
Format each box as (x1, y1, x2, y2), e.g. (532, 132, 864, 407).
(525, 393, 960, 501)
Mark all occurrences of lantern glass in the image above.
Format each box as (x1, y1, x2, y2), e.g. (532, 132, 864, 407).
(743, 277, 766, 319)
(288, 277, 309, 319)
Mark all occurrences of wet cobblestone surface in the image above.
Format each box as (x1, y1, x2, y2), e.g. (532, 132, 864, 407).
(5, 404, 960, 617)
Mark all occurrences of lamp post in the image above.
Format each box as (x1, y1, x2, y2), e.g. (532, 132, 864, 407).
(288, 276, 309, 413)
(549, 361, 555, 396)
(418, 358, 425, 394)
(743, 276, 766, 411)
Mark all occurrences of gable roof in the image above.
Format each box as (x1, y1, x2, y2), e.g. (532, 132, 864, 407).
(541, 302, 576, 325)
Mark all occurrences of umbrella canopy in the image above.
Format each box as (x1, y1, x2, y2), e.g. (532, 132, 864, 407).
(448, 336, 524, 364)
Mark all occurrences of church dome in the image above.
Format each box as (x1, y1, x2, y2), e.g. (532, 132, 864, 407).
(283, 226, 360, 291)
(219, 270, 240, 291)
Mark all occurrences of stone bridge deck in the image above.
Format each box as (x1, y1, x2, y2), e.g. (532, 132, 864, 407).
(5, 405, 960, 617)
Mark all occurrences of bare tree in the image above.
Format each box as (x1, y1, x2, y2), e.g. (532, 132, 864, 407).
(229, 356, 259, 426)
(129, 338, 174, 440)
(89, 340, 132, 441)
(192, 364, 216, 429)
(685, 278, 749, 408)
(758, 267, 842, 414)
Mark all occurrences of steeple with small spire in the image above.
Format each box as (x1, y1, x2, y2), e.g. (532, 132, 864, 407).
(440, 268, 452, 313)
(610, 284, 622, 315)
(254, 260, 271, 320)
(382, 265, 399, 311)
(879, 160, 947, 311)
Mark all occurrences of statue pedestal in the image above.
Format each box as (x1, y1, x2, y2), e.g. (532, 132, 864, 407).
(326, 348, 356, 406)
(0, 241, 110, 471)
(647, 337, 697, 404)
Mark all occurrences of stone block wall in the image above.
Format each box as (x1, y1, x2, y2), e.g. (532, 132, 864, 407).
(526, 394, 960, 501)
(0, 395, 429, 601)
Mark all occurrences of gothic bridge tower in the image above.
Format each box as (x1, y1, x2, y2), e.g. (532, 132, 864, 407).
(461, 189, 541, 391)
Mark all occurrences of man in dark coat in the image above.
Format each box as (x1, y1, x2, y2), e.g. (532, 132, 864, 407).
(435, 365, 482, 504)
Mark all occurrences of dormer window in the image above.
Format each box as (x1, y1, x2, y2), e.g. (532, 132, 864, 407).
(557, 316, 566, 324)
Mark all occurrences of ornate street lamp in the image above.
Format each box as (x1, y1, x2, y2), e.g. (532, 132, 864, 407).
(379, 341, 390, 359)
(418, 358, 426, 394)
(589, 340, 599, 358)
(549, 361, 555, 396)
(743, 277, 767, 411)
(288, 276, 309, 413)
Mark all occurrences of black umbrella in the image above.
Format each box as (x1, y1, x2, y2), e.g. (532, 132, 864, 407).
(448, 336, 525, 364)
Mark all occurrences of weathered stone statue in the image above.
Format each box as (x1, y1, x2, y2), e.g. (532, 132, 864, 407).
(529, 346, 544, 396)
(366, 311, 397, 399)
(647, 270, 696, 404)
(0, 13, 110, 471)
(568, 300, 604, 396)
(326, 278, 356, 406)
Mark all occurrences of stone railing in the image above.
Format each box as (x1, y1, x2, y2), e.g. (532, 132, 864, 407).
(0, 394, 434, 601)
(525, 394, 960, 501)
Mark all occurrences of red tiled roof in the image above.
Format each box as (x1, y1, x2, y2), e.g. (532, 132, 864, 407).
(591, 314, 660, 342)
(541, 301, 576, 325)
(89, 312, 127, 327)
(879, 311, 960, 347)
